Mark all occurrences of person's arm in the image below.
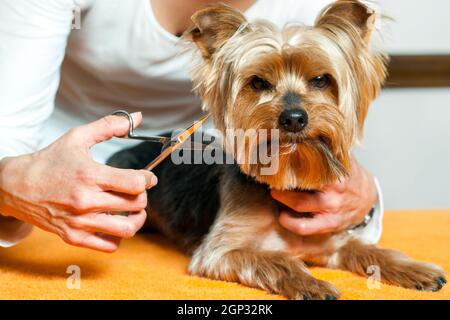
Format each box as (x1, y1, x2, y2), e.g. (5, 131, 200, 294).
(0, 0, 157, 251)
(0, 216, 33, 248)
(271, 157, 384, 244)
(0, 0, 76, 247)
(0, 112, 158, 252)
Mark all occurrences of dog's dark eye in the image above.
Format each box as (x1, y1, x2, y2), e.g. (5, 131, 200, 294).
(309, 75, 330, 89)
(250, 76, 273, 91)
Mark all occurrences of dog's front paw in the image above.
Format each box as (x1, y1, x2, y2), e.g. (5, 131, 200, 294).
(383, 261, 446, 292)
(336, 240, 447, 293)
(282, 277, 340, 300)
(190, 248, 341, 300)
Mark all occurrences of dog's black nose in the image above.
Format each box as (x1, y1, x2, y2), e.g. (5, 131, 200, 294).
(278, 109, 308, 133)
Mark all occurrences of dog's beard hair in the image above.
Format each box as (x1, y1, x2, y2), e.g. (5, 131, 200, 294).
(224, 99, 351, 190)
(240, 141, 348, 190)
(189, 10, 387, 190)
(241, 138, 350, 191)
(314, 139, 349, 181)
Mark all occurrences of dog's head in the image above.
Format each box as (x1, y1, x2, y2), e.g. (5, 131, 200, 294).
(185, 1, 387, 190)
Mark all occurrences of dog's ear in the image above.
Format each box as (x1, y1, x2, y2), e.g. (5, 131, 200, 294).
(316, 1, 387, 141)
(184, 4, 248, 59)
(315, 0, 376, 44)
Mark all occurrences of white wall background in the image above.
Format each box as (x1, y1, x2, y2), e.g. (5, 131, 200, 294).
(355, 0, 450, 209)
(355, 89, 450, 209)
(378, 0, 450, 54)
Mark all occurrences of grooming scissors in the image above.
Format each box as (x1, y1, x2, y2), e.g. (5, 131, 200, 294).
(112, 110, 210, 170)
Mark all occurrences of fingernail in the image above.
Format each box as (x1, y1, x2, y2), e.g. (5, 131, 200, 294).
(149, 173, 158, 187)
(130, 111, 142, 118)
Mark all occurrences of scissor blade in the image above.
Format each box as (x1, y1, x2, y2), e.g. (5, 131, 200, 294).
(172, 114, 210, 144)
(144, 114, 210, 170)
(128, 135, 171, 144)
(161, 140, 211, 152)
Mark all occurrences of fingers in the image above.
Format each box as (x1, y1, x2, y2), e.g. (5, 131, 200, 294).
(59, 207, 147, 252)
(271, 189, 343, 214)
(66, 210, 147, 239)
(278, 210, 344, 236)
(60, 228, 122, 253)
(95, 165, 158, 194)
(76, 112, 143, 147)
(271, 190, 325, 213)
(69, 190, 149, 214)
(272, 189, 347, 235)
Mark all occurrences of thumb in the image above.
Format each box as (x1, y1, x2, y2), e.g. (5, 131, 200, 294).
(80, 112, 143, 147)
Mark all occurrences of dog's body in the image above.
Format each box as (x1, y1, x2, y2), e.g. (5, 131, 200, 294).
(108, 140, 348, 299)
(108, 1, 446, 299)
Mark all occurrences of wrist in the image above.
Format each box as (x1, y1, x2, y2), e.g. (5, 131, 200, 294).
(347, 207, 375, 232)
(0, 155, 31, 219)
(0, 157, 12, 218)
(367, 171, 378, 206)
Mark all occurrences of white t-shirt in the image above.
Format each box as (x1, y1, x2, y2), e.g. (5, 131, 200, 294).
(0, 0, 383, 247)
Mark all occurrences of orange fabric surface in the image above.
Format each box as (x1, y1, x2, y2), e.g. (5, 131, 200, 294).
(0, 210, 449, 300)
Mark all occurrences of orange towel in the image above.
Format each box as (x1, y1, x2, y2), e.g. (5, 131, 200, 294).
(0, 210, 448, 300)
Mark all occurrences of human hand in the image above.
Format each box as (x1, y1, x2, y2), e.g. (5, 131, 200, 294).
(0, 112, 157, 252)
(271, 157, 377, 235)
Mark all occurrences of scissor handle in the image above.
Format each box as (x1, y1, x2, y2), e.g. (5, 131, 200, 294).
(112, 110, 171, 144)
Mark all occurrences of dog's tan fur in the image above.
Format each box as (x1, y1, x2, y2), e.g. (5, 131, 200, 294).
(332, 239, 446, 291)
(188, 1, 387, 190)
(180, 1, 446, 299)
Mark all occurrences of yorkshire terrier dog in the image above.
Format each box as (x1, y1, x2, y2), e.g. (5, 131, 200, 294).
(108, 1, 446, 299)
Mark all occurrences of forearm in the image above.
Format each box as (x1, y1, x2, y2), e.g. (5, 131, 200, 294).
(0, 156, 34, 247)
(0, 112, 158, 252)
(0, 156, 18, 219)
